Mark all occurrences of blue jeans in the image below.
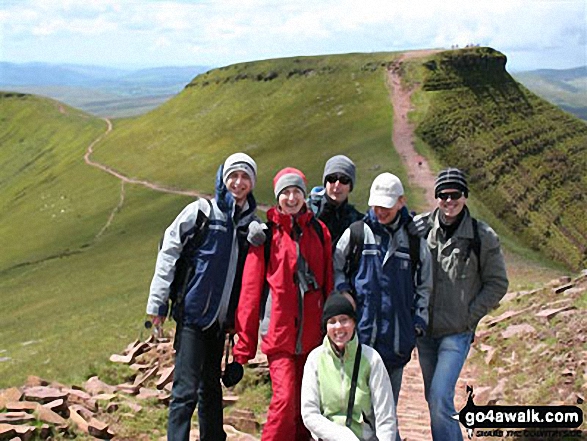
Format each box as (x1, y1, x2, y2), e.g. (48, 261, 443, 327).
(416, 332, 472, 441)
(383, 364, 404, 441)
(167, 322, 226, 441)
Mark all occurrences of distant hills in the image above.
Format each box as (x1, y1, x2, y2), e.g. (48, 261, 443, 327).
(512, 66, 587, 121)
(0, 62, 210, 117)
(1, 48, 585, 387)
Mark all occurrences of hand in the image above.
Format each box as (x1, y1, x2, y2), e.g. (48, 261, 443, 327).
(150, 315, 166, 327)
(409, 215, 429, 238)
(247, 221, 267, 246)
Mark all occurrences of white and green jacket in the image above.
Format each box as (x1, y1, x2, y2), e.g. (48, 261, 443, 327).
(301, 335, 397, 441)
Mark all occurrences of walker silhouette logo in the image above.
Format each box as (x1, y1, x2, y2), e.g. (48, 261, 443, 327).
(457, 386, 583, 439)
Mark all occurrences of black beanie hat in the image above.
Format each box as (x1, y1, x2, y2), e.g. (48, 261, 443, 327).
(322, 292, 356, 330)
(434, 167, 469, 198)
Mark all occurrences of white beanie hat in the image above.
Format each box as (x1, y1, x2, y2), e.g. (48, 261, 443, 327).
(223, 153, 257, 188)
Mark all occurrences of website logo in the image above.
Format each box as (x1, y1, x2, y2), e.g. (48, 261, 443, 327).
(457, 386, 584, 439)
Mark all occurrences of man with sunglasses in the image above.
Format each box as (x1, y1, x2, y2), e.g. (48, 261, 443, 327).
(414, 168, 509, 440)
(308, 155, 363, 249)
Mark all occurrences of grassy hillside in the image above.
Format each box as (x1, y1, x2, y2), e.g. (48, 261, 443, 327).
(0, 92, 195, 386)
(0, 50, 577, 389)
(513, 67, 587, 121)
(91, 52, 422, 210)
(407, 48, 587, 271)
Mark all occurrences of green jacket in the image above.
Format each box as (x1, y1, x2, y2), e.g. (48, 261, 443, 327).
(301, 335, 397, 441)
(421, 207, 509, 338)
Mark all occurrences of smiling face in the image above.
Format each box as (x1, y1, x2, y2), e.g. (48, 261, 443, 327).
(326, 314, 355, 351)
(225, 170, 252, 206)
(436, 188, 467, 224)
(372, 196, 405, 225)
(278, 186, 306, 215)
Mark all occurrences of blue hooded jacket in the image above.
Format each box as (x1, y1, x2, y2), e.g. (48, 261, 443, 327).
(147, 164, 257, 330)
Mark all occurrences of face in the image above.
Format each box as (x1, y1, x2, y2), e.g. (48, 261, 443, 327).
(326, 314, 355, 350)
(373, 196, 405, 225)
(225, 170, 252, 206)
(324, 174, 352, 205)
(436, 188, 466, 223)
(278, 186, 306, 215)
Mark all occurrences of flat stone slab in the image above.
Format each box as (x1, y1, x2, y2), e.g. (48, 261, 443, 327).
(22, 386, 67, 404)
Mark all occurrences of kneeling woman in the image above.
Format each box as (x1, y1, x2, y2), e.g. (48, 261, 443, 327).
(301, 293, 397, 441)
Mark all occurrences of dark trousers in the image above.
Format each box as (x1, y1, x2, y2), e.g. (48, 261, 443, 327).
(167, 322, 226, 441)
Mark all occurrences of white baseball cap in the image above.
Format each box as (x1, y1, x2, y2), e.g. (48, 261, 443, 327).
(368, 173, 404, 208)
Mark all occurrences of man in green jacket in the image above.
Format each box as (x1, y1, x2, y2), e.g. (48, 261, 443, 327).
(414, 168, 509, 440)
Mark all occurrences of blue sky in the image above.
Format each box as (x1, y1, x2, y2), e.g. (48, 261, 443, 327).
(0, 0, 585, 72)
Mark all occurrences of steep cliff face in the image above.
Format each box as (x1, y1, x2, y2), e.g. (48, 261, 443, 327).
(415, 48, 587, 271)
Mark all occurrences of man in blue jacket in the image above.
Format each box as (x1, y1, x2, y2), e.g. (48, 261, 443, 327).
(146, 153, 258, 441)
(334, 172, 432, 441)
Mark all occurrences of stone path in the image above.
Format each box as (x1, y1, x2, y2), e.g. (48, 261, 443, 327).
(396, 348, 477, 440)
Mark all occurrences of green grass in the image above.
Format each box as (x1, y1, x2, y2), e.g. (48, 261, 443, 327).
(0, 49, 581, 391)
(404, 48, 587, 271)
(91, 52, 413, 211)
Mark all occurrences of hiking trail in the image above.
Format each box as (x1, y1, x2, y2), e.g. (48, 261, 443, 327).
(387, 50, 478, 440)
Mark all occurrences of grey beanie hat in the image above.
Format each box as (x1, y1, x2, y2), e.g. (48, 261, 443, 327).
(323, 155, 356, 190)
(223, 153, 257, 189)
(273, 167, 307, 198)
(434, 167, 468, 198)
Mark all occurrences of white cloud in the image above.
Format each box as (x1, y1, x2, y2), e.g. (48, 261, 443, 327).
(0, 0, 584, 69)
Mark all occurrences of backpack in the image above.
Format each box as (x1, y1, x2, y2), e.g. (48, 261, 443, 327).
(259, 216, 325, 318)
(465, 217, 482, 272)
(344, 218, 421, 288)
(163, 198, 212, 322)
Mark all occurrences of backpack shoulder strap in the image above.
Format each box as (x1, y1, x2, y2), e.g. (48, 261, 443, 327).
(345, 220, 365, 283)
(471, 217, 481, 272)
(405, 215, 421, 280)
(310, 216, 325, 246)
(260, 221, 274, 319)
(346, 342, 362, 428)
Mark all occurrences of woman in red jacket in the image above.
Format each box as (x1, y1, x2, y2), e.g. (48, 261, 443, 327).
(234, 167, 333, 441)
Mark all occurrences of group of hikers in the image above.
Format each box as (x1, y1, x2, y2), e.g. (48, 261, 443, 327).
(146, 152, 509, 441)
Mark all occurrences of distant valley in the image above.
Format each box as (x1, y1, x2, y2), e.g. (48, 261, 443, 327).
(1, 61, 586, 121)
(0, 62, 209, 117)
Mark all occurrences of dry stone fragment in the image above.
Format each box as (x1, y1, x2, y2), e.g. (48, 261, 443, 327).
(0, 412, 36, 424)
(536, 306, 575, 320)
(136, 387, 162, 400)
(156, 366, 174, 390)
(0, 423, 16, 438)
(501, 324, 536, 339)
(24, 376, 49, 387)
(63, 388, 98, 412)
(115, 383, 140, 395)
(0, 388, 23, 409)
(553, 283, 574, 294)
(23, 386, 67, 404)
(84, 376, 116, 395)
(133, 365, 159, 388)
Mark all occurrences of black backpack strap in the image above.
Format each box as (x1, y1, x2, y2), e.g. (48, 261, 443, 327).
(407, 232, 421, 281)
(310, 216, 325, 246)
(345, 220, 365, 287)
(260, 222, 274, 319)
(346, 342, 362, 428)
(471, 217, 481, 272)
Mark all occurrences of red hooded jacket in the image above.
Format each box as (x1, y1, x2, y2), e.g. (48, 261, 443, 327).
(234, 206, 333, 363)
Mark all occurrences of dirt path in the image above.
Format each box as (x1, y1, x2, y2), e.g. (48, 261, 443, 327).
(84, 118, 205, 198)
(387, 50, 480, 440)
(387, 50, 440, 211)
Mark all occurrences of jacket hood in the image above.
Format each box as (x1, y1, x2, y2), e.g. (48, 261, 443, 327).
(215, 163, 257, 222)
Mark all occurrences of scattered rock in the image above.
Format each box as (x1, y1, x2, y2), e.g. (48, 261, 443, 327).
(501, 324, 536, 339)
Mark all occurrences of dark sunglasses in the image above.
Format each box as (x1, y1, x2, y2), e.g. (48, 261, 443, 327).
(325, 174, 351, 185)
(438, 190, 463, 201)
